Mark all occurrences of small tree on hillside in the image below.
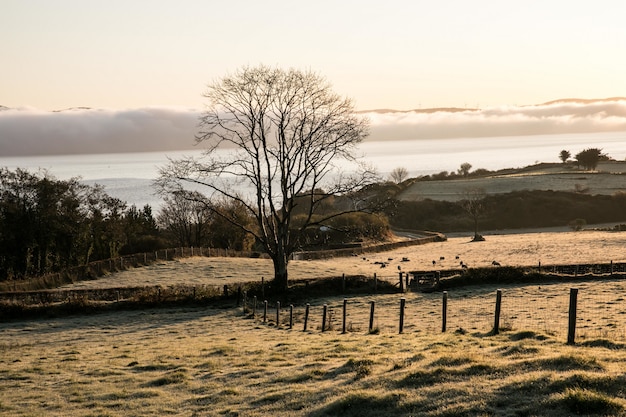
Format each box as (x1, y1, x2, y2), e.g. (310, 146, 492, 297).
(559, 150, 571, 163)
(389, 167, 409, 184)
(459, 188, 486, 241)
(575, 148, 606, 170)
(458, 162, 472, 177)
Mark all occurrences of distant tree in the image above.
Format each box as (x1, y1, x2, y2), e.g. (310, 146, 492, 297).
(0, 168, 127, 279)
(459, 188, 486, 241)
(458, 162, 472, 177)
(389, 167, 409, 184)
(559, 150, 571, 163)
(575, 148, 606, 170)
(120, 204, 165, 255)
(157, 190, 212, 247)
(208, 199, 256, 251)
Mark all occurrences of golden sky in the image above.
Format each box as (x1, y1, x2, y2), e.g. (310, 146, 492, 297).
(2, 0, 625, 111)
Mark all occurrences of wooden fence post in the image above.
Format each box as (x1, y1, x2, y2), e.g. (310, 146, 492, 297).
(253, 296, 257, 317)
(342, 298, 347, 334)
(276, 301, 281, 328)
(493, 289, 502, 335)
(342, 273, 346, 293)
(442, 291, 448, 332)
(289, 304, 294, 329)
(399, 272, 404, 292)
(368, 301, 376, 333)
(399, 298, 406, 334)
(374, 273, 377, 292)
(303, 303, 310, 331)
(567, 288, 579, 345)
(263, 300, 268, 323)
(322, 304, 328, 332)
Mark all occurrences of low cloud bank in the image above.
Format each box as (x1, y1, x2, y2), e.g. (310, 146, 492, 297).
(366, 98, 626, 141)
(1, 99, 625, 156)
(0, 107, 201, 156)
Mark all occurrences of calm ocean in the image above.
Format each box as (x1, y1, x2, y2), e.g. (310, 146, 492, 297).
(1, 131, 625, 210)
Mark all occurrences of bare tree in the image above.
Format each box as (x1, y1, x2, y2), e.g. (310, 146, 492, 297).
(389, 167, 409, 184)
(156, 66, 375, 291)
(459, 188, 486, 241)
(157, 190, 212, 247)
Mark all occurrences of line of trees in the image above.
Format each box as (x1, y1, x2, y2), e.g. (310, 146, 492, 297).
(0, 168, 165, 281)
(560, 148, 609, 170)
(0, 168, 391, 282)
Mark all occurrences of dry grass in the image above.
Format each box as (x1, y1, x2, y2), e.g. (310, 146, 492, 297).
(3, 285, 626, 416)
(4, 230, 626, 416)
(62, 229, 626, 289)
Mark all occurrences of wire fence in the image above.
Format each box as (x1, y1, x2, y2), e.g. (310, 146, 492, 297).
(246, 279, 626, 344)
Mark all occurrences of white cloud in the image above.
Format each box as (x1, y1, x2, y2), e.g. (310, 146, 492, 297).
(0, 107, 200, 156)
(1, 99, 625, 156)
(365, 99, 626, 141)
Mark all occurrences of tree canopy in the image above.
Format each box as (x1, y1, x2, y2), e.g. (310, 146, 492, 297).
(575, 148, 606, 170)
(156, 65, 375, 290)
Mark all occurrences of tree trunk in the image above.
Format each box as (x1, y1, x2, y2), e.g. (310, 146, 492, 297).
(272, 253, 289, 292)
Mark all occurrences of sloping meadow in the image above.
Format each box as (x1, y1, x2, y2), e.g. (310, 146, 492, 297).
(3, 280, 626, 416)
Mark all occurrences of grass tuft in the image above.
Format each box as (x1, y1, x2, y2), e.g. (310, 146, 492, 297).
(558, 387, 624, 415)
(145, 369, 188, 387)
(509, 330, 548, 341)
(580, 339, 626, 350)
(533, 355, 604, 372)
(313, 392, 404, 417)
(345, 358, 374, 379)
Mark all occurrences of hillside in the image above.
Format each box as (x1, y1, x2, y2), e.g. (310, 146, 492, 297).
(398, 161, 626, 203)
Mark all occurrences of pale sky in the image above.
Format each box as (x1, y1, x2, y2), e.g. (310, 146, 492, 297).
(2, 0, 626, 112)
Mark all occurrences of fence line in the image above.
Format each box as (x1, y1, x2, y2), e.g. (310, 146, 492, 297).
(0, 246, 268, 292)
(245, 283, 626, 344)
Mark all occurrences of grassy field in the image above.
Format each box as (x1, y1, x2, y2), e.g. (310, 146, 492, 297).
(398, 161, 626, 202)
(61, 230, 626, 289)
(2, 286, 626, 417)
(4, 230, 626, 416)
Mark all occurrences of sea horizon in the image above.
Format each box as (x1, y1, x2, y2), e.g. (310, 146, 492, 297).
(1, 130, 625, 210)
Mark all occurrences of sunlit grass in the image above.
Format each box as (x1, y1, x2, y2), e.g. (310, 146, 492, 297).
(2, 291, 626, 416)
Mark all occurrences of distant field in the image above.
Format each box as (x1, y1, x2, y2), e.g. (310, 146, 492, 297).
(398, 161, 626, 202)
(62, 229, 626, 289)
